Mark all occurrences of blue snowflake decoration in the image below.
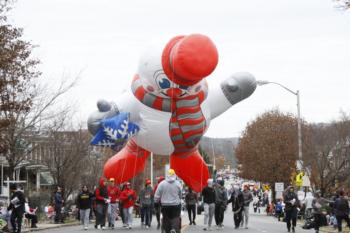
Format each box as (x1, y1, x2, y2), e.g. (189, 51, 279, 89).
(90, 112, 139, 151)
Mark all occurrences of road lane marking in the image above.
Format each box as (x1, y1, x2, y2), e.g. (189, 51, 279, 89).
(181, 224, 189, 231)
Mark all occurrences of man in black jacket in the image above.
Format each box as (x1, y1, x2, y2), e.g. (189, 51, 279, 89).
(283, 186, 299, 233)
(334, 190, 350, 233)
(54, 186, 64, 224)
(228, 185, 244, 229)
(8, 183, 25, 233)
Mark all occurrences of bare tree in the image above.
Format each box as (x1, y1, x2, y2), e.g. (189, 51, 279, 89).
(40, 111, 90, 201)
(1, 76, 78, 177)
(80, 146, 114, 191)
(305, 113, 350, 195)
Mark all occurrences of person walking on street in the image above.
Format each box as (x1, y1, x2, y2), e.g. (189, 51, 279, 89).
(253, 195, 259, 213)
(263, 190, 269, 207)
(94, 178, 109, 230)
(304, 191, 314, 219)
(228, 184, 244, 229)
(154, 169, 182, 233)
(185, 188, 198, 225)
(119, 182, 137, 229)
(312, 190, 331, 233)
(139, 179, 154, 228)
(153, 176, 165, 229)
(201, 179, 216, 231)
(241, 184, 253, 229)
(275, 199, 284, 221)
(77, 185, 94, 230)
(54, 186, 64, 224)
(119, 184, 126, 226)
(333, 190, 350, 233)
(8, 184, 25, 233)
(214, 179, 227, 229)
(284, 186, 299, 233)
(107, 178, 120, 229)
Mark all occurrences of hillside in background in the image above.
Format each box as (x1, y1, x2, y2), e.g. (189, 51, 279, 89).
(199, 136, 239, 168)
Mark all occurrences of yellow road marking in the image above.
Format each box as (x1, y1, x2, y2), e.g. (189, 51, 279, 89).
(181, 224, 189, 232)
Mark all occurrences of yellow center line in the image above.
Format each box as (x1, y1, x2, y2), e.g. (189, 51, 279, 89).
(181, 224, 189, 232)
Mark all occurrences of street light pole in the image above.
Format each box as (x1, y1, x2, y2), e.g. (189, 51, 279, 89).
(150, 152, 154, 186)
(296, 90, 302, 162)
(257, 81, 303, 164)
(211, 138, 216, 171)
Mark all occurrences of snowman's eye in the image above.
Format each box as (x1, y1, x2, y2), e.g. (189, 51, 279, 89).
(158, 78, 171, 89)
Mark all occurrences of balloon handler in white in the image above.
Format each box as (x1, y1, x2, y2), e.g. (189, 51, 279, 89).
(88, 34, 256, 192)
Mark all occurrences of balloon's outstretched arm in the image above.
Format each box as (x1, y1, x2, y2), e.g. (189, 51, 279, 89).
(87, 91, 140, 135)
(206, 72, 257, 120)
(87, 100, 119, 135)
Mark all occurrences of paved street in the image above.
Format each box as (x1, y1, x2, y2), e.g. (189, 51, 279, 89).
(37, 211, 311, 233)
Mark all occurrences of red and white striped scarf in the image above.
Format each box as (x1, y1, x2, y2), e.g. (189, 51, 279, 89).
(131, 75, 208, 153)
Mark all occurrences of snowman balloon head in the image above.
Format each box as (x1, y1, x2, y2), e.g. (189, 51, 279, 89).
(136, 34, 219, 99)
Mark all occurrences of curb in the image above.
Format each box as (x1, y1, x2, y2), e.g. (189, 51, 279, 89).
(23, 222, 80, 232)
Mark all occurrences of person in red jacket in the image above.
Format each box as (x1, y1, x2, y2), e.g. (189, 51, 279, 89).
(94, 177, 109, 229)
(153, 176, 165, 229)
(107, 178, 120, 229)
(119, 182, 137, 229)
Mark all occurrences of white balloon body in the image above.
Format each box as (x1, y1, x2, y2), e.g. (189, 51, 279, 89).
(110, 41, 256, 155)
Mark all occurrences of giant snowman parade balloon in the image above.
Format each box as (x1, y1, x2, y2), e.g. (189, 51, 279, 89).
(88, 34, 256, 192)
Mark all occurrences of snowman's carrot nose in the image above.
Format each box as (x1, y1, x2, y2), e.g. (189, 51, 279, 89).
(166, 87, 183, 97)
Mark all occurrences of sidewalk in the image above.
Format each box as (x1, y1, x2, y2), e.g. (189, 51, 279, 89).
(250, 208, 350, 233)
(319, 225, 350, 233)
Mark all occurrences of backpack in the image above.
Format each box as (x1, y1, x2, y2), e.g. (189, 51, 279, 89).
(276, 203, 283, 212)
(232, 192, 243, 213)
(141, 188, 153, 206)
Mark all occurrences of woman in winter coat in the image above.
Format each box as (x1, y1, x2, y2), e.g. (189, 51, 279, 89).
(119, 182, 137, 229)
(94, 178, 109, 229)
(139, 179, 154, 228)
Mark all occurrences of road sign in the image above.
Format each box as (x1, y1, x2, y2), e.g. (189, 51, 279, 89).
(302, 174, 311, 187)
(275, 182, 284, 192)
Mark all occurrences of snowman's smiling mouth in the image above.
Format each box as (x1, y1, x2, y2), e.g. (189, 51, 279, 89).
(161, 91, 187, 98)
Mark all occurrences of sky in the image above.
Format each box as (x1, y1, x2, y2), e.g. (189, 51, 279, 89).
(8, 0, 350, 138)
